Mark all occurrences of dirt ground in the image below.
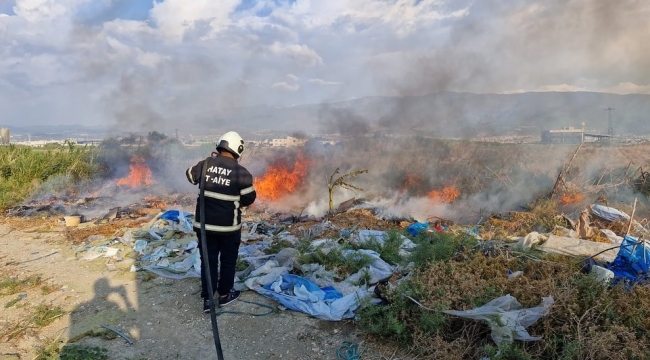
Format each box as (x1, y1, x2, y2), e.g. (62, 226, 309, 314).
(0, 219, 400, 360)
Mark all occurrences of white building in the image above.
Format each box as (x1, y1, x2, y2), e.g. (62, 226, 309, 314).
(270, 136, 308, 147)
(0, 128, 9, 144)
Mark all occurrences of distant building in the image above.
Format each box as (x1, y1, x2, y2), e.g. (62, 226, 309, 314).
(541, 126, 584, 144)
(0, 128, 9, 144)
(270, 136, 308, 147)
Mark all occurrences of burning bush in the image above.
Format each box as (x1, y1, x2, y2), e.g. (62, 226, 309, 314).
(116, 156, 154, 188)
(559, 191, 585, 205)
(255, 152, 310, 201)
(427, 185, 460, 204)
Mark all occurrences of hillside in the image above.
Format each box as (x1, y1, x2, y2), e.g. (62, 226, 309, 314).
(207, 91, 650, 137)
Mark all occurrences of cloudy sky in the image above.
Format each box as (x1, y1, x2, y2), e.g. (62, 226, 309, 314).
(0, 0, 648, 128)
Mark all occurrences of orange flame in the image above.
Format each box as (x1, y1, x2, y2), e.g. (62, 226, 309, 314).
(255, 153, 310, 201)
(117, 156, 154, 188)
(427, 185, 460, 204)
(559, 192, 584, 205)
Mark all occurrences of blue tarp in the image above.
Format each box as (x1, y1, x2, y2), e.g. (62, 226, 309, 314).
(607, 235, 650, 285)
(256, 274, 367, 321)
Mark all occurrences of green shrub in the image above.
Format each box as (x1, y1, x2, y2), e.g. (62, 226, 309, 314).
(409, 231, 476, 268)
(0, 144, 99, 209)
(483, 343, 532, 360)
(360, 230, 405, 265)
(58, 344, 108, 360)
(32, 304, 65, 327)
(298, 245, 374, 278)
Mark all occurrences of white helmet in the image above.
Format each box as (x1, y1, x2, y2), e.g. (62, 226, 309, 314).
(216, 131, 245, 158)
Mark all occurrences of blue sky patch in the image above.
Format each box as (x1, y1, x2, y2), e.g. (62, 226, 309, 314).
(76, 0, 153, 25)
(0, 0, 16, 16)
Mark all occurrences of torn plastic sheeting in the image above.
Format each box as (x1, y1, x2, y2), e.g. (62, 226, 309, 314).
(257, 274, 368, 321)
(343, 249, 393, 285)
(80, 246, 121, 260)
(160, 210, 194, 232)
(238, 242, 270, 258)
(143, 250, 201, 280)
(607, 235, 650, 285)
(140, 246, 173, 262)
(241, 260, 289, 290)
(299, 263, 339, 289)
(268, 274, 342, 302)
(537, 234, 620, 263)
(590, 204, 630, 222)
(444, 295, 554, 345)
(133, 240, 149, 255)
(600, 229, 623, 244)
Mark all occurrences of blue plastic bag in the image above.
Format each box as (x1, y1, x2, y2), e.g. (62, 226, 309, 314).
(407, 222, 429, 237)
(160, 210, 193, 231)
(607, 235, 650, 285)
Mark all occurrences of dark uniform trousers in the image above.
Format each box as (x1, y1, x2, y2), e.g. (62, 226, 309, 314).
(199, 230, 241, 299)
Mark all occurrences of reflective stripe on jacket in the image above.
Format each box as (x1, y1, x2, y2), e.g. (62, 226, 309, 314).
(186, 155, 256, 233)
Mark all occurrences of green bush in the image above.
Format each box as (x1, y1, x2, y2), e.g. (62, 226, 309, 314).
(298, 245, 374, 279)
(0, 144, 99, 209)
(361, 230, 405, 265)
(58, 344, 108, 360)
(408, 231, 477, 268)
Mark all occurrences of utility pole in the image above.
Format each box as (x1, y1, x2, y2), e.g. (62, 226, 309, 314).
(605, 107, 615, 137)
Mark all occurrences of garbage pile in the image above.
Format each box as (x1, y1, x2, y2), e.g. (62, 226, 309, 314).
(73, 208, 420, 321)
(512, 203, 650, 286)
(70, 201, 650, 358)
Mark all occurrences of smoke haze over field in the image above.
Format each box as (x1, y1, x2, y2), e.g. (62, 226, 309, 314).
(0, 0, 649, 132)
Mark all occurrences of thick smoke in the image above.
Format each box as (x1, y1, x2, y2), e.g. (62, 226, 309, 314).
(318, 106, 371, 137)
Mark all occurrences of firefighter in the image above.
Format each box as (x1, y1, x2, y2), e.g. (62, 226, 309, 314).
(186, 131, 256, 312)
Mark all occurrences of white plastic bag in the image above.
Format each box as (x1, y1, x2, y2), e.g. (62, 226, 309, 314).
(443, 294, 554, 345)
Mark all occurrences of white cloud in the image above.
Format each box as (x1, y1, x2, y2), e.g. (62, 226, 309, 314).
(601, 82, 650, 95)
(0, 0, 649, 128)
(308, 78, 342, 86)
(535, 84, 589, 93)
(150, 0, 240, 41)
(13, 0, 83, 22)
(268, 42, 322, 67)
(272, 81, 299, 91)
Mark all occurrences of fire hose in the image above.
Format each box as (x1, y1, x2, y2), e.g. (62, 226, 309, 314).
(199, 156, 225, 359)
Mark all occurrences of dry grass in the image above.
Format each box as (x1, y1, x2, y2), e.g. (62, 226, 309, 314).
(289, 209, 402, 239)
(362, 248, 650, 359)
(481, 199, 566, 239)
(0, 216, 58, 231)
(63, 218, 151, 244)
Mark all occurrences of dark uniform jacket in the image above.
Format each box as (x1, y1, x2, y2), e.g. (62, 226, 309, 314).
(186, 155, 256, 233)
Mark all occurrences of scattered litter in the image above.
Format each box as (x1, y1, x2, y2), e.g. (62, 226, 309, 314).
(79, 246, 121, 261)
(590, 204, 630, 223)
(590, 265, 614, 285)
(538, 234, 620, 262)
(514, 231, 547, 250)
(256, 274, 368, 321)
(443, 295, 554, 345)
(607, 235, 650, 285)
(406, 222, 428, 237)
(507, 270, 523, 280)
